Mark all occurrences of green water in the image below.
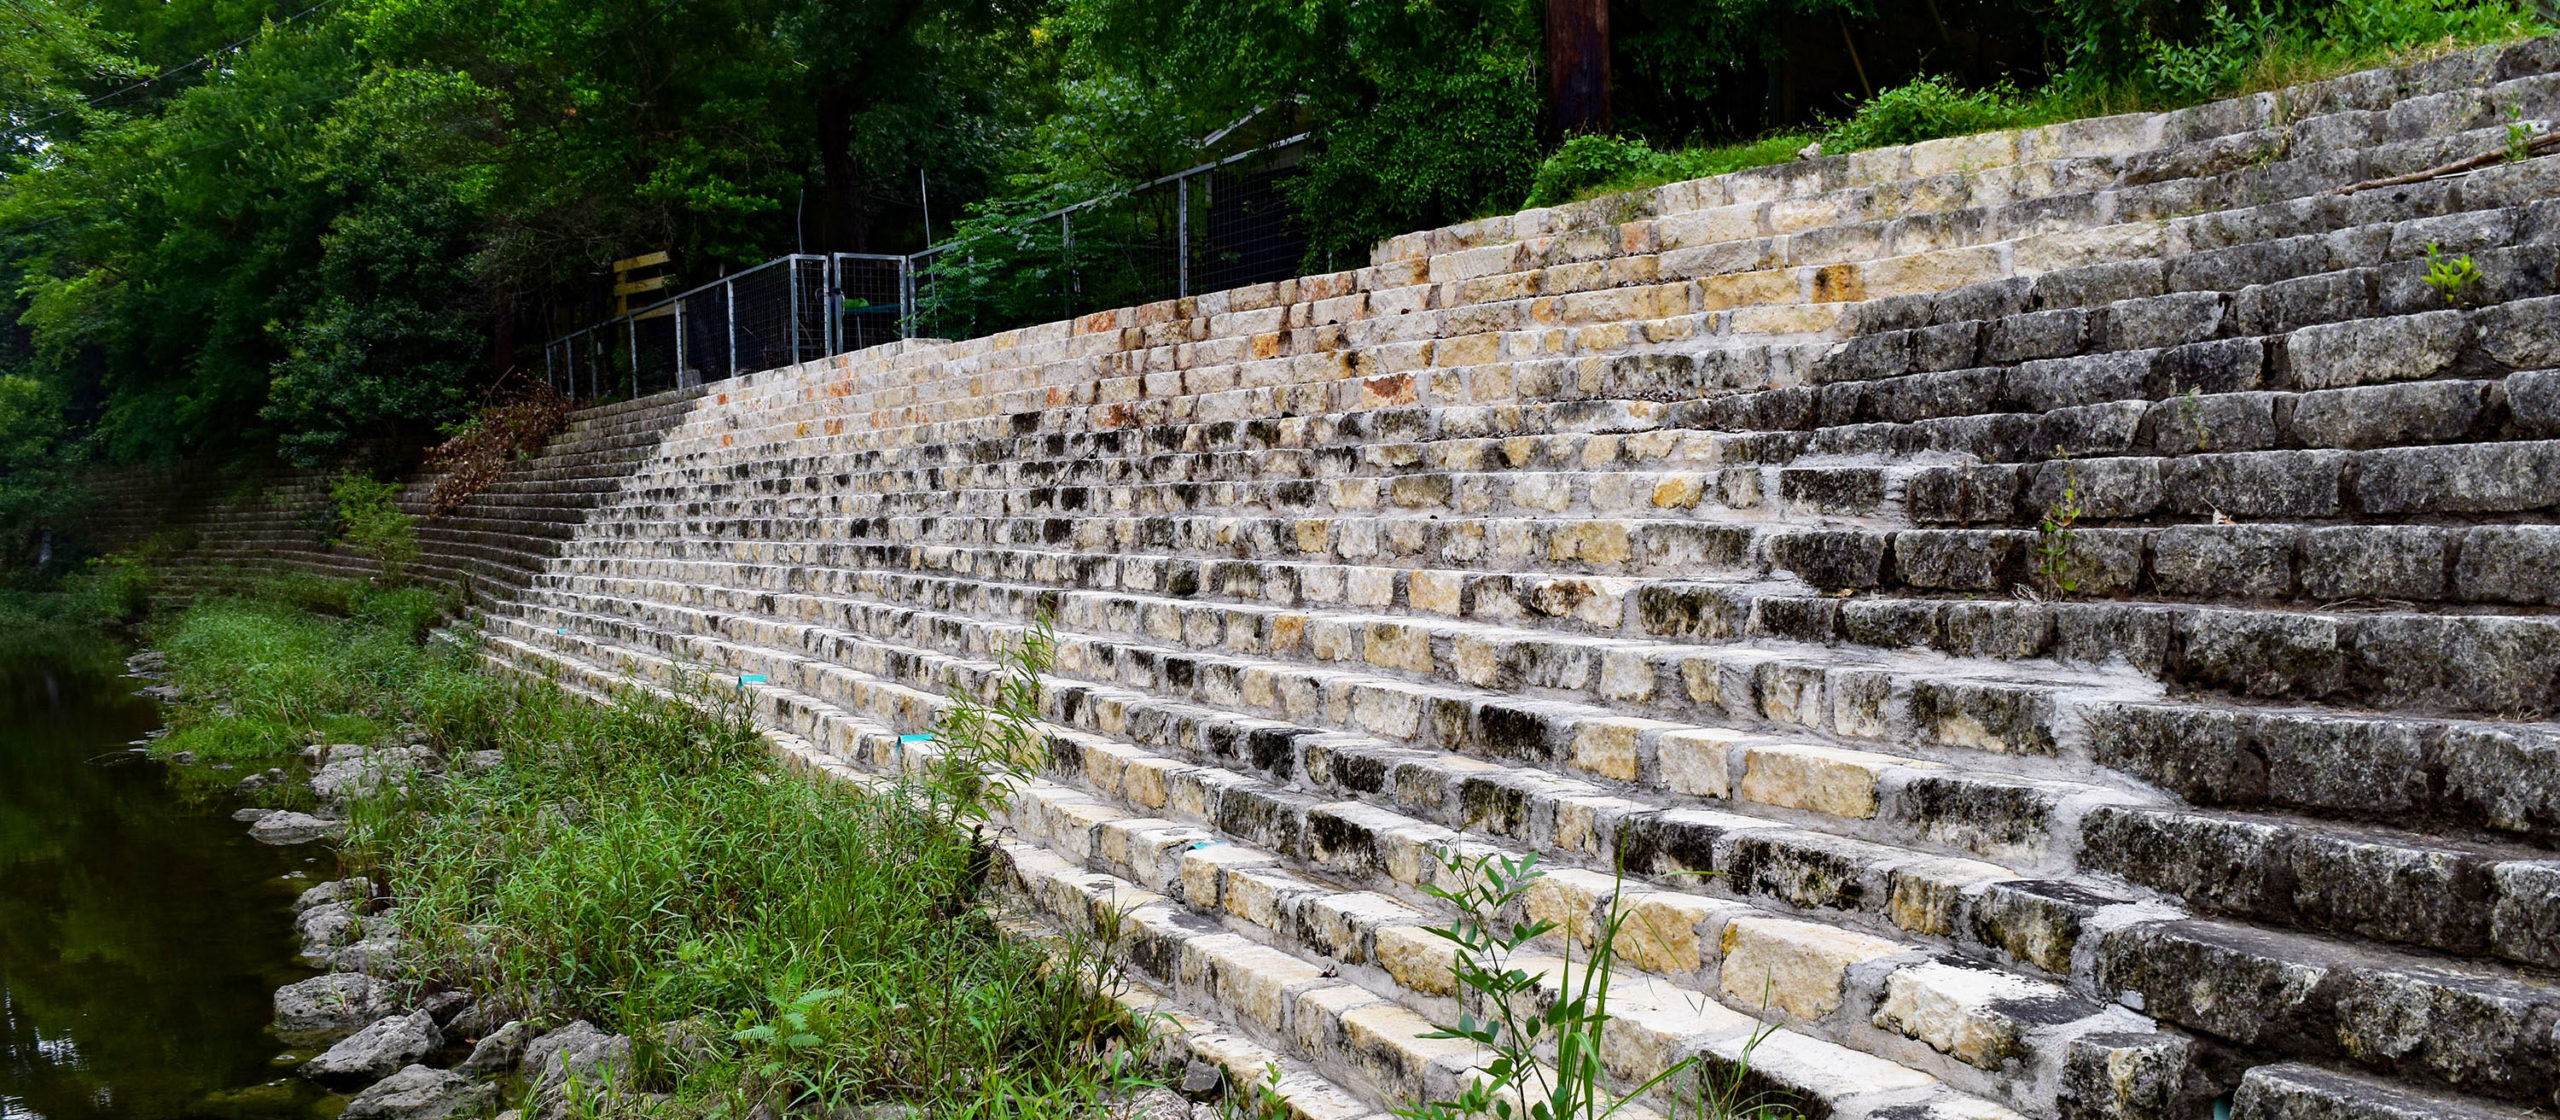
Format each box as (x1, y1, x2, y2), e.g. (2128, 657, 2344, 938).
(0, 644, 326, 1120)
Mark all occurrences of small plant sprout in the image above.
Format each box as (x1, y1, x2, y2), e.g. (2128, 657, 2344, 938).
(916, 611, 1057, 831)
(2180, 386, 2213, 451)
(2508, 103, 2540, 163)
(2035, 448, 2085, 597)
(2424, 242, 2483, 307)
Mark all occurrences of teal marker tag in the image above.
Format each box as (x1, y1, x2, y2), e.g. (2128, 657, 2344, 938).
(737, 674, 767, 692)
(898, 734, 934, 745)
(556, 628, 567, 635)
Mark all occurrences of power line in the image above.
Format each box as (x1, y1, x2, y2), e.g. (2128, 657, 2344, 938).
(2, 0, 348, 141)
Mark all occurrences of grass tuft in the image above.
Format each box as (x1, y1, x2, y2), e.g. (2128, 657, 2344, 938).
(155, 593, 1166, 1119)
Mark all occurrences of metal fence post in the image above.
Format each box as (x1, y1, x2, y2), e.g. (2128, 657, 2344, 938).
(788, 258, 803, 367)
(1176, 174, 1190, 298)
(725, 280, 737, 378)
(626, 316, 638, 398)
(674, 298, 688, 388)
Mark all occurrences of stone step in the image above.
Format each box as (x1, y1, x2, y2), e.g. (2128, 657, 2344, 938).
(506, 575, 2560, 967)
(474, 621, 2093, 1118)
(535, 518, 2560, 722)
(2232, 1062, 2546, 1120)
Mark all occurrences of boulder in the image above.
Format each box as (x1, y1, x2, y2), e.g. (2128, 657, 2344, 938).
(272, 973, 396, 1044)
(297, 901, 364, 963)
(456, 1019, 537, 1076)
(335, 936, 407, 977)
(341, 1066, 496, 1120)
(312, 753, 421, 802)
(294, 879, 369, 914)
(524, 1020, 633, 1113)
(232, 808, 275, 823)
(301, 1010, 441, 1089)
(250, 812, 343, 846)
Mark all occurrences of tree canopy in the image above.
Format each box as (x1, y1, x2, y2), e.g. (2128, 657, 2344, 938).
(0, 0, 2542, 507)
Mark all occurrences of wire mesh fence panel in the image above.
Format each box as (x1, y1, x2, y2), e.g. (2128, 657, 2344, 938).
(1199, 161, 1307, 292)
(728, 259, 800, 375)
(792, 257, 829, 362)
(835, 254, 908, 352)
(631, 310, 680, 397)
(681, 285, 732, 382)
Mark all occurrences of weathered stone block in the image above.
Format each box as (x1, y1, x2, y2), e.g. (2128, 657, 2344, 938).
(2355, 441, 2560, 514)
(2290, 380, 2488, 449)
(2453, 525, 2560, 604)
(2164, 451, 2346, 518)
(2286, 311, 2466, 390)
(2153, 524, 2296, 599)
(2300, 525, 2449, 601)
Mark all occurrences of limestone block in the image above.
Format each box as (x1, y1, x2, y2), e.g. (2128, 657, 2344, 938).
(2285, 311, 2466, 390)
(1873, 961, 2067, 1069)
(2300, 525, 2450, 601)
(1738, 743, 1926, 820)
(1657, 728, 1743, 799)
(1718, 917, 1904, 1021)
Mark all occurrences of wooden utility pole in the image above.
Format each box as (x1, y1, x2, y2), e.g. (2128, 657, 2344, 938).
(1545, 0, 1610, 136)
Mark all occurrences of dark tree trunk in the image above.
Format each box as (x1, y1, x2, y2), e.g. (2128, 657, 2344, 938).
(816, 84, 869, 252)
(1545, 0, 1611, 136)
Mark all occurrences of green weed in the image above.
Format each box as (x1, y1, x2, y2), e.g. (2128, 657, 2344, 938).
(331, 472, 421, 584)
(1399, 850, 1796, 1120)
(2425, 242, 2484, 306)
(154, 590, 1160, 1118)
(2034, 449, 2086, 597)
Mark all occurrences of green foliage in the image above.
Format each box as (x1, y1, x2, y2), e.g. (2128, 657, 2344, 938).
(920, 612, 1056, 832)
(1820, 75, 2033, 155)
(331, 472, 420, 583)
(2047, 0, 2547, 108)
(1401, 849, 1794, 1120)
(152, 590, 1162, 1115)
(1281, 47, 1545, 268)
(2424, 241, 2485, 306)
(1523, 134, 1811, 209)
(2034, 450, 2085, 597)
(62, 554, 155, 625)
(2507, 102, 2540, 161)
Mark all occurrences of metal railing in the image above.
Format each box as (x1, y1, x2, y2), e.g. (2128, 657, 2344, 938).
(543, 253, 913, 400)
(542, 134, 1307, 401)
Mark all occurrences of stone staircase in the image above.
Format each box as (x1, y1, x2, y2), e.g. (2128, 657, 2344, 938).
(79, 389, 706, 602)
(423, 39, 2560, 1120)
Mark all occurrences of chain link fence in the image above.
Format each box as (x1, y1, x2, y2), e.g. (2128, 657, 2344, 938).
(543, 137, 1308, 402)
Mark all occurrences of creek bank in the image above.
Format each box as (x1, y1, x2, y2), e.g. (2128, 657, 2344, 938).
(137, 641, 636, 1120)
(246, 736, 638, 1120)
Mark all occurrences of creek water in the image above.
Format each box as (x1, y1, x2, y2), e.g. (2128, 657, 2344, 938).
(0, 643, 328, 1120)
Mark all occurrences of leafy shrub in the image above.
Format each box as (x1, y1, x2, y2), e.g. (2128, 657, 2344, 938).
(2142, 2, 2283, 102)
(424, 385, 572, 518)
(1525, 135, 1671, 209)
(1522, 133, 1811, 208)
(352, 583, 450, 643)
(331, 472, 421, 583)
(63, 554, 155, 624)
(1821, 75, 2032, 154)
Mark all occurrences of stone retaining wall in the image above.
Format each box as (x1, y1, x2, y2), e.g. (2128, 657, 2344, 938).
(107, 39, 2560, 1120)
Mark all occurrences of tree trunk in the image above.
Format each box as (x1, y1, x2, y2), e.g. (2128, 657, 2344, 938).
(1545, 0, 1611, 136)
(816, 84, 869, 252)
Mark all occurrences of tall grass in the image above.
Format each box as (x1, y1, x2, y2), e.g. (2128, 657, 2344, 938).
(154, 594, 1160, 1119)
(1523, 0, 2552, 208)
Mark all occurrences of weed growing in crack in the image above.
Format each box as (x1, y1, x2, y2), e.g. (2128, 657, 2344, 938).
(917, 611, 1057, 832)
(2035, 448, 2086, 597)
(2424, 242, 2483, 307)
(1399, 850, 1798, 1120)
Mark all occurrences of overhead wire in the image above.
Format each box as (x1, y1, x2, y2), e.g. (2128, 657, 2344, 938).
(1, 0, 347, 140)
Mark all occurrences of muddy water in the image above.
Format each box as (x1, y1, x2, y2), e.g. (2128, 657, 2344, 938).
(0, 645, 327, 1120)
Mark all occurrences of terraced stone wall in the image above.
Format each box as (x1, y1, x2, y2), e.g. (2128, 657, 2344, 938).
(102, 37, 2560, 1120)
(68, 389, 704, 602)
